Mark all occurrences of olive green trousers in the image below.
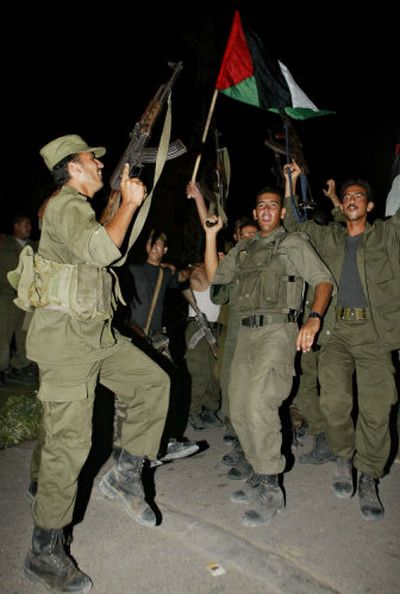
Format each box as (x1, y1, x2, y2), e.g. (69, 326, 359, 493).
(229, 322, 297, 474)
(319, 320, 397, 478)
(32, 341, 169, 528)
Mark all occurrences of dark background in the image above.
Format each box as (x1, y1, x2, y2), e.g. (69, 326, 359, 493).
(1, 2, 398, 263)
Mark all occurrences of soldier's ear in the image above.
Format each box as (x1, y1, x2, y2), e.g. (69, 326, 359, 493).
(252, 208, 257, 221)
(163, 246, 168, 254)
(366, 201, 374, 213)
(280, 207, 286, 220)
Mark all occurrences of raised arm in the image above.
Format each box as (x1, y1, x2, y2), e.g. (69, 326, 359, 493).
(323, 178, 340, 208)
(284, 160, 302, 198)
(203, 215, 224, 283)
(186, 181, 209, 225)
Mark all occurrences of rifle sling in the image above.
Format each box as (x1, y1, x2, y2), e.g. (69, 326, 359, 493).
(113, 95, 172, 268)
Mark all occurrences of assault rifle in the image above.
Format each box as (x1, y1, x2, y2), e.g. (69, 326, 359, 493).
(211, 129, 229, 222)
(100, 61, 185, 225)
(203, 130, 229, 228)
(182, 287, 218, 359)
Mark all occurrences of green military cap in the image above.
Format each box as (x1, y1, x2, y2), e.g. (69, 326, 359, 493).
(40, 134, 106, 171)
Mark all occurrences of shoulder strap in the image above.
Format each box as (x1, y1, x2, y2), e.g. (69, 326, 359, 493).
(144, 267, 164, 336)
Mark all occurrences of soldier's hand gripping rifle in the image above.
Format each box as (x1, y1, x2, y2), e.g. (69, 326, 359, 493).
(182, 287, 218, 359)
(100, 61, 185, 225)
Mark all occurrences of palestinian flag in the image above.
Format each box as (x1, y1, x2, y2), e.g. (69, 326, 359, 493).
(216, 11, 334, 120)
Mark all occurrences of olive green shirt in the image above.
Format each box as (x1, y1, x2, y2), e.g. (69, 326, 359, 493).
(27, 186, 129, 364)
(283, 198, 400, 350)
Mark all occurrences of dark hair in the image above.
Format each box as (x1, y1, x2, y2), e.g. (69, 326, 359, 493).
(52, 153, 81, 187)
(148, 229, 168, 247)
(13, 215, 31, 225)
(255, 185, 283, 206)
(234, 216, 257, 232)
(339, 179, 374, 202)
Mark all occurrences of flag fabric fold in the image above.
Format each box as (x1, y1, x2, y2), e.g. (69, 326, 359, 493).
(216, 11, 334, 120)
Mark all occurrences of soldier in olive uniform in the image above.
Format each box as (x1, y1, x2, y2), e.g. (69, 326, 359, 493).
(0, 215, 35, 386)
(204, 187, 334, 527)
(284, 160, 400, 521)
(13, 135, 169, 593)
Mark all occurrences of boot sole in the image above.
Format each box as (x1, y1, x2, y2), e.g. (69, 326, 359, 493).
(161, 444, 200, 461)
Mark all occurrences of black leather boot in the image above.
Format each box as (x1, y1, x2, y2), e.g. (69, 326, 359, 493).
(358, 473, 384, 521)
(98, 449, 156, 526)
(227, 458, 253, 480)
(241, 474, 284, 527)
(24, 526, 92, 593)
(332, 456, 354, 498)
(299, 432, 336, 465)
(222, 438, 244, 466)
(231, 472, 262, 503)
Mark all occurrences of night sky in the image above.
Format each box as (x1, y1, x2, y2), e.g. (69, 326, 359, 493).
(1, 2, 398, 262)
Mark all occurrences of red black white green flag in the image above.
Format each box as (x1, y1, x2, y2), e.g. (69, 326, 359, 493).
(216, 11, 334, 120)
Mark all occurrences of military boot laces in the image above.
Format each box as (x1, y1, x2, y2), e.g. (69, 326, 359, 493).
(24, 527, 92, 593)
(358, 473, 384, 521)
(298, 432, 336, 465)
(231, 472, 262, 503)
(98, 449, 156, 527)
(241, 474, 284, 527)
(332, 456, 354, 499)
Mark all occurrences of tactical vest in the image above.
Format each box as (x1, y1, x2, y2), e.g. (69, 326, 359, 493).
(7, 245, 124, 321)
(234, 235, 304, 317)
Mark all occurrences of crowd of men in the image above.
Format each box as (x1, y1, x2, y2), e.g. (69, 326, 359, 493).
(1, 133, 399, 593)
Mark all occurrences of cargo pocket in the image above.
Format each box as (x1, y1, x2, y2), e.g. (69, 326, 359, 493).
(38, 380, 88, 402)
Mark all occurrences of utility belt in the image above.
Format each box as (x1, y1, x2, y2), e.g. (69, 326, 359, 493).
(336, 307, 368, 321)
(241, 310, 299, 327)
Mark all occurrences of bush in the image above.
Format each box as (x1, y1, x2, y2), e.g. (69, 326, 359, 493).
(0, 391, 42, 449)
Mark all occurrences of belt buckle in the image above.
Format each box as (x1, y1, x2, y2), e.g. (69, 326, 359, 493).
(337, 307, 345, 320)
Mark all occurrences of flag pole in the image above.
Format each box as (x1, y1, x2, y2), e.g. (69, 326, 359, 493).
(191, 89, 219, 182)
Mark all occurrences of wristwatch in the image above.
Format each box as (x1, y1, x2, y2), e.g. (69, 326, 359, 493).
(308, 311, 322, 320)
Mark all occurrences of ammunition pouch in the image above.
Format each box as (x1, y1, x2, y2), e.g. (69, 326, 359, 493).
(7, 245, 122, 321)
(235, 238, 304, 317)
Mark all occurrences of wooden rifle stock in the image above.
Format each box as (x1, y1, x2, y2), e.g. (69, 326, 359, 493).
(100, 61, 183, 225)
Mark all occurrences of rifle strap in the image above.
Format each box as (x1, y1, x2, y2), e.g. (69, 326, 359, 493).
(143, 267, 164, 336)
(114, 95, 173, 268)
